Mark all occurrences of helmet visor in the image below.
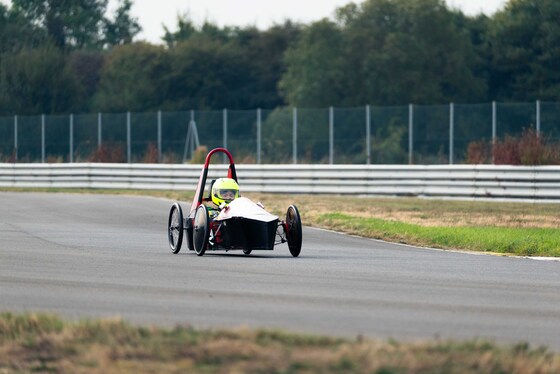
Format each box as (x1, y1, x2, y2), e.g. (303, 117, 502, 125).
(218, 189, 237, 201)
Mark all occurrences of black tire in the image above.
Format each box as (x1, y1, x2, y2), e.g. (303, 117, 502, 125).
(168, 203, 184, 254)
(243, 249, 252, 255)
(193, 204, 209, 256)
(286, 205, 302, 257)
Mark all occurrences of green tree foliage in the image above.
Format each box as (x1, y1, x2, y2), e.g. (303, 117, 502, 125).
(232, 21, 302, 109)
(280, 0, 486, 107)
(450, 12, 493, 101)
(489, 0, 560, 101)
(10, 0, 140, 50)
(0, 45, 80, 114)
(0, 1, 141, 114)
(67, 50, 105, 111)
(164, 36, 251, 109)
(104, 0, 141, 47)
(161, 15, 300, 110)
(280, 20, 345, 107)
(11, 0, 108, 49)
(1, 0, 560, 118)
(0, 3, 46, 52)
(93, 42, 168, 112)
(162, 14, 197, 46)
(163, 16, 231, 46)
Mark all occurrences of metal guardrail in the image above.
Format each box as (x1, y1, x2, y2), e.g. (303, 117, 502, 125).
(1, 163, 560, 201)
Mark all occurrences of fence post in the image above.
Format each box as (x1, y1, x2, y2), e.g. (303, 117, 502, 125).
(408, 104, 414, 165)
(366, 105, 371, 165)
(157, 110, 162, 163)
(257, 108, 261, 164)
(536, 100, 541, 136)
(97, 112, 102, 148)
(14, 115, 18, 163)
(449, 102, 454, 165)
(293, 107, 297, 164)
(329, 106, 334, 165)
(41, 114, 45, 163)
(127, 111, 131, 163)
(492, 101, 497, 164)
(69, 114, 74, 163)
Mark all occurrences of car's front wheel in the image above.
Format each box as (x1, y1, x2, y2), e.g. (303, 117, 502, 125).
(193, 205, 209, 256)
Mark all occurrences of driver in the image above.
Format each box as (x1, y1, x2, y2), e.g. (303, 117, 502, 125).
(208, 177, 239, 217)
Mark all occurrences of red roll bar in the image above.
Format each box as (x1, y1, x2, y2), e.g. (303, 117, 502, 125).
(190, 148, 238, 215)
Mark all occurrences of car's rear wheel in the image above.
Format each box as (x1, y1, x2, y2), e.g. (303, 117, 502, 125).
(193, 205, 209, 256)
(168, 203, 183, 254)
(243, 249, 252, 255)
(286, 205, 302, 257)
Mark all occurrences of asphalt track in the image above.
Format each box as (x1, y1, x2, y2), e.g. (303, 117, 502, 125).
(1, 192, 559, 350)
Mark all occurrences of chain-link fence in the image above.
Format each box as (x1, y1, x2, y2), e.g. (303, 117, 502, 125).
(1, 101, 559, 164)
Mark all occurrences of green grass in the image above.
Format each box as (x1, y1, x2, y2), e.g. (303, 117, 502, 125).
(317, 213, 560, 257)
(1, 312, 558, 373)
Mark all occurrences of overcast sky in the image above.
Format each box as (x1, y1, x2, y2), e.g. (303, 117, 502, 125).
(1, 0, 508, 44)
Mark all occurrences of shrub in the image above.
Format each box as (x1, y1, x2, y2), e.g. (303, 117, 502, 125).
(518, 128, 559, 165)
(143, 143, 159, 163)
(466, 140, 491, 164)
(88, 143, 126, 163)
(190, 146, 208, 164)
(466, 128, 560, 165)
(493, 134, 521, 165)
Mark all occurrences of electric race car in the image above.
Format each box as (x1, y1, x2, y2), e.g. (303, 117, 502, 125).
(167, 148, 302, 257)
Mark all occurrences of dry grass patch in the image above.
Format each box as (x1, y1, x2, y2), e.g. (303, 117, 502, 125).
(1, 313, 559, 373)
(245, 193, 560, 229)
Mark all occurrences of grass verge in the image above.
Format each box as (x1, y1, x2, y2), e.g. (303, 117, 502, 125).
(1, 312, 559, 373)
(250, 192, 560, 257)
(317, 213, 560, 257)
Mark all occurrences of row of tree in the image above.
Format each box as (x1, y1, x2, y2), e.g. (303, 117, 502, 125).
(1, 0, 559, 116)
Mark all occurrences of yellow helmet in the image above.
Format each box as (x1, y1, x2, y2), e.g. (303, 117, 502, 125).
(211, 178, 239, 206)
